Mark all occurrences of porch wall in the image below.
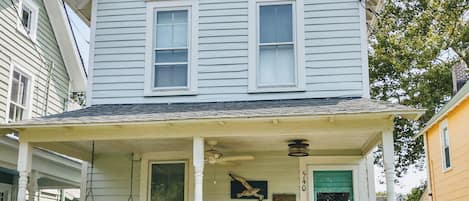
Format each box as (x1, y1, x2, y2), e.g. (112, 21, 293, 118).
(87, 152, 298, 201)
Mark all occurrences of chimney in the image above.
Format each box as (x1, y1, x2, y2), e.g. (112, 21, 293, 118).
(452, 61, 468, 95)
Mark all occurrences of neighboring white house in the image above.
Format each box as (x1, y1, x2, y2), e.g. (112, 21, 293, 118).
(0, 0, 87, 200)
(2, 1, 423, 201)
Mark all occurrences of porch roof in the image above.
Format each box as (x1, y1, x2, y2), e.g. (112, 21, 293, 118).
(4, 98, 424, 128)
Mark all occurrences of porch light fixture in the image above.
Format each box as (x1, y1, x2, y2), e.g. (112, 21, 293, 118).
(288, 139, 310, 157)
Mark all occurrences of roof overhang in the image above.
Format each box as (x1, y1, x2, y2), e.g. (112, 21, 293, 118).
(415, 83, 469, 138)
(63, 0, 92, 25)
(43, 0, 87, 92)
(65, 0, 384, 27)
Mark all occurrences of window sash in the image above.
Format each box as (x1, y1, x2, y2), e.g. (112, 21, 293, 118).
(8, 70, 30, 122)
(441, 127, 452, 169)
(256, 2, 297, 88)
(148, 161, 187, 201)
(153, 9, 190, 89)
(21, 6, 32, 32)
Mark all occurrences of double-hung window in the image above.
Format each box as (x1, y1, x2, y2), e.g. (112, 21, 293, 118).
(17, 0, 39, 41)
(145, 1, 197, 96)
(249, 0, 305, 92)
(440, 122, 452, 171)
(149, 161, 187, 201)
(7, 68, 32, 122)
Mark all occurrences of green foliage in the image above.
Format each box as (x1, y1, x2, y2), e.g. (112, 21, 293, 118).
(405, 183, 426, 201)
(369, 0, 468, 177)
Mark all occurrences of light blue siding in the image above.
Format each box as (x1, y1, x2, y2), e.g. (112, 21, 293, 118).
(91, 0, 365, 105)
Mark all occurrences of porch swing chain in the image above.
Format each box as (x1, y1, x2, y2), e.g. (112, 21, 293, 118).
(128, 153, 135, 201)
(85, 141, 95, 201)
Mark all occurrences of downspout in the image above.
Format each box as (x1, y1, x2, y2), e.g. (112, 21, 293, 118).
(423, 133, 433, 201)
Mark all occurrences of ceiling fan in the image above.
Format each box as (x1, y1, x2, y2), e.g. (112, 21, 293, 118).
(205, 140, 255, 166)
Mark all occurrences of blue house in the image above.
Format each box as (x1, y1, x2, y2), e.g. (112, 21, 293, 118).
(2, 0, 423, 201)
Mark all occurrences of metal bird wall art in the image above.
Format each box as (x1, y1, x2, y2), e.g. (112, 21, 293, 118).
(229, 172, 265, 201)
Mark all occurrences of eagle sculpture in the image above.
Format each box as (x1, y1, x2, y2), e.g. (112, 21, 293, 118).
(229, 172, 264, 201)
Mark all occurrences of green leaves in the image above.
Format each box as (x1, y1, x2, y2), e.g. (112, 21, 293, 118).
(370, 0, 468, 177)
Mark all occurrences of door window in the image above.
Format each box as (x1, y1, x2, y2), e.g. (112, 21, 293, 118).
(313, 170, 353, 201)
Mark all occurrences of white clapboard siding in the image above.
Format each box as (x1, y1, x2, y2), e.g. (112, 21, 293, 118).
(0, 0, 72, 120)
(91, 0, 366, 105)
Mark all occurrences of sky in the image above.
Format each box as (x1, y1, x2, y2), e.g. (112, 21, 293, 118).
(65, 4, 427, 196)
(66, 5, 90, 72)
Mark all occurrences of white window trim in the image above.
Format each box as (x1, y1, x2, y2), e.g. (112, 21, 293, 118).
(248, 0, 305, 93)
(439, 120, 452, 172)
(17, 0, 39, 42)
(308, 165, 359, 201)
(144, 0, 199, 96)
(147, 161, 189, 201)
(5, 61, 35, 123)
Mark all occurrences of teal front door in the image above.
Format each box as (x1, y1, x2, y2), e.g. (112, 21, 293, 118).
(313, 170, 354, 201)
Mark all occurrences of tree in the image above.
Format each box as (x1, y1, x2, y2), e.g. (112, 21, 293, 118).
(369, 0, 468, 177)
(405, 183, 426, 201)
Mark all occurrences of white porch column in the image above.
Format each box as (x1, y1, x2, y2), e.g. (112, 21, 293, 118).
(382, 129, 396, 201)
(193, 137, 204, 201)
(17, 142, 32, 201)
(27, 171, 39, 201)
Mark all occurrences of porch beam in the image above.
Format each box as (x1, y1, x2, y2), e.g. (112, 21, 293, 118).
(34, 142, 91, 161)
(17, 142, 32, 201)
(18, 118, 393, 143)
(382, 129, 396, 201)
(193, 137, 204, 201)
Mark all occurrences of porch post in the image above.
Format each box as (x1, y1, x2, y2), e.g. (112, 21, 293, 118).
(193, 137, 204, 201)
(382, 129, 396, 201)
(17, 142, 32, 201)
(27, 171, 39, 201)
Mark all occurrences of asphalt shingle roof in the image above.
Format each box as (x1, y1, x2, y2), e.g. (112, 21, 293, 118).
(7, 98, 423, 126)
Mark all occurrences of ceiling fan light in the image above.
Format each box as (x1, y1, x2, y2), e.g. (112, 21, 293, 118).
(288, 139, 310, 157)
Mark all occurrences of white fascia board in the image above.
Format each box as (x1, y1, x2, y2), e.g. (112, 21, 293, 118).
(43, 0, 87, 92)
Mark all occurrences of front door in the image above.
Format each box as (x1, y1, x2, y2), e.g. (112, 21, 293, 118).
(313, 170, 354, 201)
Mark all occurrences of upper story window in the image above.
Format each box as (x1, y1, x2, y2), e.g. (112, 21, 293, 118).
(145, 1, 198, 96)
(17, 0, 39, 41)
(249, 0, 305, 93)
(7, 65, 33, 123)
(440, 121, 452, 171)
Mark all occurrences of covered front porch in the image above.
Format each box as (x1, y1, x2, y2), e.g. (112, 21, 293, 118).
(0, 99, 423, 201)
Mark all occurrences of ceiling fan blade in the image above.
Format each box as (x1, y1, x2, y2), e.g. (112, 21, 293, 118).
(216, 160, 237, 166)
(221, 156, 255, 162)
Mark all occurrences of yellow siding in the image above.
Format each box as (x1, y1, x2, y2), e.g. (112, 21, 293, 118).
(426, 97, 469, 201)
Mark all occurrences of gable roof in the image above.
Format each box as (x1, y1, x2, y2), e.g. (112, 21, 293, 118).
(417, 83, 469, 137)
(2, 98, 424, 127)
(43, 0, 87, 91)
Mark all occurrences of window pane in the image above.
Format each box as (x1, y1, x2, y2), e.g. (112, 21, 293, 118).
(10, 79, 19, 103)
(20, 75, 29, 105)
(154, 65, 188, 87)
(258, 45, 295, 85)
(21, 7, 31, 31)
(156, 24, 172, 48)
(155, 10, 188, 48)
(260, 4, 292, 43)
(155, 50, 188, 63)
(15, 106, 24, 121)
(9, 104, 15, 121)
(173, 23, 188, 48)
(150, 163, 185, 201)
(444, 148, 451, 168)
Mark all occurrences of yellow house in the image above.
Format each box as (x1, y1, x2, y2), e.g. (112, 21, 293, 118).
(417, 83, 469, 201)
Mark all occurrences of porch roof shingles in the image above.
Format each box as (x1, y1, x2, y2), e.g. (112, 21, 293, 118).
(7, 98, 423, 126)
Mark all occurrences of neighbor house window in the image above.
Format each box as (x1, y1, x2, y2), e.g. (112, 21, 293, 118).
(17, 0, 39, 41)
(149, 162, 186, 201)
(7, 69, 32, 122)
(440, 123, 452, 170)
(145, 1, 198, 96)
(248, 1, 305, 92)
